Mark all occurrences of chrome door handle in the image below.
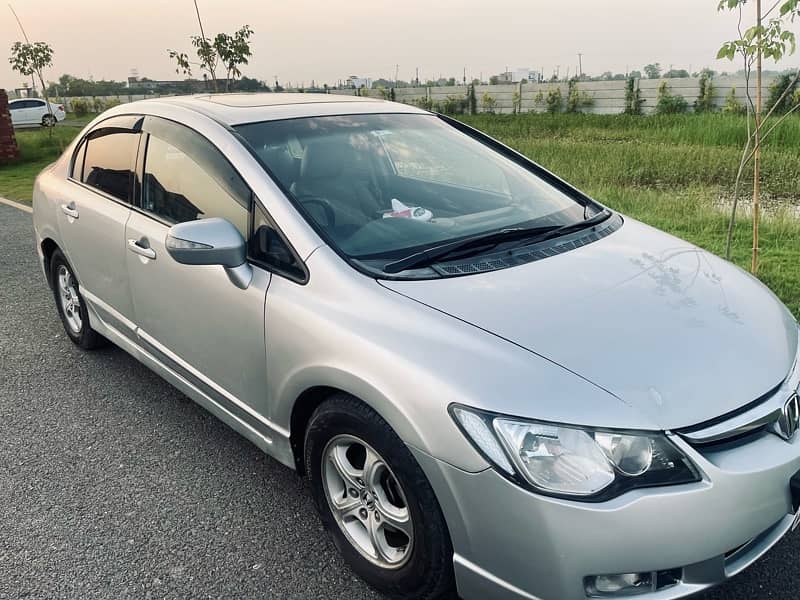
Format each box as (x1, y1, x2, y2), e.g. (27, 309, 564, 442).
(60, 202, 79, 219)
(127, 238, 156, 260)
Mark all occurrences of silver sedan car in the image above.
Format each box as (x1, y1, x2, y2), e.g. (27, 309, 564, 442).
(32, 94, 800, 600)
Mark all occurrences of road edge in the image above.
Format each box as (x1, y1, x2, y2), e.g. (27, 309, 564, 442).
(0, 196, 32, 214)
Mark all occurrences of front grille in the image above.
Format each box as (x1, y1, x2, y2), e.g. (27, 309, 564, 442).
(677, 381, 791, 447)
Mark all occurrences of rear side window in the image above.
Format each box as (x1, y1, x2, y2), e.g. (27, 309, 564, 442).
(81, 131, 139, 202)
(140, 118, 251, 238)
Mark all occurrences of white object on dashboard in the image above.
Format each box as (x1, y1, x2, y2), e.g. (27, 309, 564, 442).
(383, 199, 433, 221)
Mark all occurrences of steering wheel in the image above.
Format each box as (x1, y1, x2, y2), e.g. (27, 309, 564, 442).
(295, 194, 336, 228)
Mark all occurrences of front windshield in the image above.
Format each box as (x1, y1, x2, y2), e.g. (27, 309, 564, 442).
(235, 113, 588, 260)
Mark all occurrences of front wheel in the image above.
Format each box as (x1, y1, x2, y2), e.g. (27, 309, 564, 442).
(305, 394, 455, 599)
(41, 113, 57, 127)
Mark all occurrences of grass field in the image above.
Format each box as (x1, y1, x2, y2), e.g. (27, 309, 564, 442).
(1, 111, 798, 316)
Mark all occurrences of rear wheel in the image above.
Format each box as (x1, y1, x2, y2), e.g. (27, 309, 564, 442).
(50, 249, 105, 349)
(305, 394, 455, 599)
(41, 113, 56, 127)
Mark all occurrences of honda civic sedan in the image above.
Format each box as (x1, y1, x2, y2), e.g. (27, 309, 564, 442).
(32, 94, 800, 600)
(9, 97, 65, 127)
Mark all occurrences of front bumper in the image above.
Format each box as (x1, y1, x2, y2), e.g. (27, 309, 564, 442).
(412, 430, 800, 600)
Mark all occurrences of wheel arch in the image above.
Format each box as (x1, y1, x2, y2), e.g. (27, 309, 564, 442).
(41, 237, 60, 286)
(284, 370, 428, 477)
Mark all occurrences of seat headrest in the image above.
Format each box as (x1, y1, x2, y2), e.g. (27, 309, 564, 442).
(300, 138, 352, 181)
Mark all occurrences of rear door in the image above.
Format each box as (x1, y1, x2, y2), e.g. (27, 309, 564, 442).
(57, 115, 141, 334)
(27, 99, 46, 124)
(124, 116, 271, 418)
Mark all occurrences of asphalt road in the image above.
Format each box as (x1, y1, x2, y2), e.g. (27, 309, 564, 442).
(0, 200, 798, 600)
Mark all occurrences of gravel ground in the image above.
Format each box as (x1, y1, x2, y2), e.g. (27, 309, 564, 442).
(0, 201, 798, 599)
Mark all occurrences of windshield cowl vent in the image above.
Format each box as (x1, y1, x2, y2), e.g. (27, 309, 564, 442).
(433, 214, 622, 277)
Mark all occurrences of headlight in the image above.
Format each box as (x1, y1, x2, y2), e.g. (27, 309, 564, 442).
(451, 405, 700, 501)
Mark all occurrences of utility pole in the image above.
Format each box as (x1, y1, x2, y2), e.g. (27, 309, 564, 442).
(415, 67, 419, 86)
(577, 53, 583, 79)
(395, 64, 399, 86)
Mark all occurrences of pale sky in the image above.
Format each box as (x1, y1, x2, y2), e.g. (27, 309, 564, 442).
(2, 0, 798, 90)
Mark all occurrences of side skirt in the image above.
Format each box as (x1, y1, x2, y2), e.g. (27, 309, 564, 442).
(81, 290, 296, 470)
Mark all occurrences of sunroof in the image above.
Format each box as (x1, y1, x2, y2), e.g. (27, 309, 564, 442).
(199, 93, 372, 107)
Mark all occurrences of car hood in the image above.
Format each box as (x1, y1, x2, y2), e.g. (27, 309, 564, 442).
(380, 218, 798, 430)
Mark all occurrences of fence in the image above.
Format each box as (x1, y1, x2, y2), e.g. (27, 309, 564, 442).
(17, 76, 780, 116)
(344, 76, 779, 114)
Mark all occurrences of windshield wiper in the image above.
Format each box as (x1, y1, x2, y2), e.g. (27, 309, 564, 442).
(383, 208, 611, 274)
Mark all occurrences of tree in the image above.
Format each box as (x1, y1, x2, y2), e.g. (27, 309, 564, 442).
(8, 6, 56, 133)
(167, 1, 253, 92)
(664, 68, 690, 78)
(214, 26, 254, 91)
(644, 63, 662, 79)
(236, 75, 266, 91)
(628, 69, 642, 79)
(717, 0, 800, 273)
(9, 41, 55, 129)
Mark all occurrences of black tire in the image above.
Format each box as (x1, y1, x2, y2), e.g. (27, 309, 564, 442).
(41, 113, 56, 127)
(305, 394, 455, 600)
(50, 249, 105, 350)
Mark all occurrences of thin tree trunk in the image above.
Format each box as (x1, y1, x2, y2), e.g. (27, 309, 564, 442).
(193, 0, 218, 92)
(752, 0, 762, 274)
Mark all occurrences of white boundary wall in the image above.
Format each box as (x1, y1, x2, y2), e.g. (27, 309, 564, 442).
(26, 76, 778, 115)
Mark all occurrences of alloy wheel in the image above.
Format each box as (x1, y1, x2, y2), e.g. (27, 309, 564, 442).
(57, 265, 82, 334)
(322, 434, 414, 569)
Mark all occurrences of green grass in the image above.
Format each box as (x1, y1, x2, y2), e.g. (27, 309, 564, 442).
(0, 112, 797, 316)
(0, 127, 77, 202)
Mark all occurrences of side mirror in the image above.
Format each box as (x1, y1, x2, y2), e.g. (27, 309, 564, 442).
(166, 218, 252, 289)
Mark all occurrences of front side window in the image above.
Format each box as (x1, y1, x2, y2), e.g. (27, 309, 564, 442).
(81, 131, 139, 202)
(235, 114, 591, 266)
(141, 119, 250, 238)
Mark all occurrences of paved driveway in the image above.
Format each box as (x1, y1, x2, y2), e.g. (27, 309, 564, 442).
(0, 202, 797, 599)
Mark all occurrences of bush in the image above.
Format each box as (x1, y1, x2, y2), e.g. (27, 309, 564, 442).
(92, 97, 105, 113)
(72, 98, 90, 117)
(512, 90, 521, 114)
(532, 90, 545, 112)
(767, 71, 799, 114)
(545, 87, 563, 113)
(722, 87, 746, 115)
(566, 80, 594, 113)
(441, 95, 468, 115)
(467, 84, 477, 115)
(624, 77, 644, 115)
(411, 96, 434, 111)
(656, 81, 688, 114)
(481, 92, 497, 113)
(694, 72, 715, 113)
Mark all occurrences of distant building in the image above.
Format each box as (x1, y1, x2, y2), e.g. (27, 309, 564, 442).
(511, 68, 541, 83)
(345, 75, 372, 89)
(491, 71, 513, 84)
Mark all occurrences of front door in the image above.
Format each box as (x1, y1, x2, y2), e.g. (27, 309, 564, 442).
(124, 116, 270, 419)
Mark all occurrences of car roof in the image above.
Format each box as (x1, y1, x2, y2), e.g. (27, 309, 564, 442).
(122, 92, 427, 126)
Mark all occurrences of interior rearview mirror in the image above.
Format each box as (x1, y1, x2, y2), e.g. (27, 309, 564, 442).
(166, 218, 252, 289)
